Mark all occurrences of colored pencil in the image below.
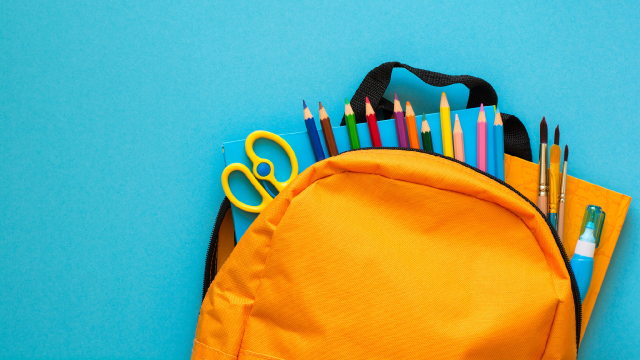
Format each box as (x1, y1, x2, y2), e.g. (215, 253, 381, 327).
(365, 97, 382, 147)
(494, 109, 504, 181)
(486, 108, 496, 176)
(440, 92, 453, 157)
(344, 98, 360, 149)
(537, 117, 549, 216)
(303, 100, 325, 162)
(393, 93, 408, 147)
(405, 101, 420, 149)
(453, 114, 465, 162)
(319, 102, 338, 157)
(421, 114, 433, 152)
(548, 126, 561, 228)
(477, 104, 487, 172)
(558, 145, 569, 244)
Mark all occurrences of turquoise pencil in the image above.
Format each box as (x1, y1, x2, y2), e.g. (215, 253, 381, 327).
(494, 109, 504, 180)
(486, 110, 496, 177)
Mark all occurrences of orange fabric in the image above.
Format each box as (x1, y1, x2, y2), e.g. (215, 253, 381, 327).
(194, 150, 577, 360)
(505, 155, 631, 341)
(216, 209, 236, 273)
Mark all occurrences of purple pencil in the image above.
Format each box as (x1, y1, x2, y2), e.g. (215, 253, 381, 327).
(393, 93, 408, 147)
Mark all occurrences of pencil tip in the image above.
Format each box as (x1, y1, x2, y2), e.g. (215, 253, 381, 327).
(303, 100, 307, 109)
(480, 103, 484, 112)
(394, 93, 398, 101)
(345, 98, 349, 105)
(565, 145, 569, 161)
(366, 96, 370, 104)
(440, 92, 449, 107)
(319, 101, 324, 110)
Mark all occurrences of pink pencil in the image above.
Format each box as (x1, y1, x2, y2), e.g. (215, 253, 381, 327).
(453, 114, 465, 162)
(477, 104, 487, 172)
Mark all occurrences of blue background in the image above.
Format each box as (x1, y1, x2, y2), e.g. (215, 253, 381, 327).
(1, 0, 638, 358)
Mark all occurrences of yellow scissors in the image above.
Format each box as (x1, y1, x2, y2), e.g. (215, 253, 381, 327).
(221, 131, 298, 213)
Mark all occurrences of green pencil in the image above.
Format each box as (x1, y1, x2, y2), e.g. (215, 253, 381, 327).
(421, 114, 433, 152)
(344, 98, 360, 149)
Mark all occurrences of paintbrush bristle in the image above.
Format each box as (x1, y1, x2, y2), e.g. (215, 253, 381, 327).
(540, 117, 548, 144)
(554, 125, 560, 145)
(564, 145, 569, 162)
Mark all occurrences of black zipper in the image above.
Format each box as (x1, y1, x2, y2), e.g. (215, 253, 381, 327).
(202, 147, 582, 351)
(342, 146, 582, 351)
(202, 197, 231, 302)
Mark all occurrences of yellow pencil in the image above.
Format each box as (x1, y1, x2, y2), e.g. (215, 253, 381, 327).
(440, 92, 453, 157)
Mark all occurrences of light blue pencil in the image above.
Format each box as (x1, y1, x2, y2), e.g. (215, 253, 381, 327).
(487, 111, 496, 177)
(494, 109, 505, 181)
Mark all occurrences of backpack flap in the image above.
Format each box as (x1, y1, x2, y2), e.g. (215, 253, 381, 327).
(194, 149, 578, 360)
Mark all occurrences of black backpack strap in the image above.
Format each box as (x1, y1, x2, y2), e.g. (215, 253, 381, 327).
(501, 112, 532, 162)
(342, 62, 532, 161)
(202, 197, 236, 302)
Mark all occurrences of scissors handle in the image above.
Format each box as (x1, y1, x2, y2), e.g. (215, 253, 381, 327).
(245, 131, 299, 192)
(221, 163, 273, 213)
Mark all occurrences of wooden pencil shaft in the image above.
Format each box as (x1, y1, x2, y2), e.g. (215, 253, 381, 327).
(320, 117, 338, 157)
(422, 131, 433, 152)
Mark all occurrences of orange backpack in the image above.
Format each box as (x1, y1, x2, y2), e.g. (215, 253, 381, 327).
(193, 149, 580, 360)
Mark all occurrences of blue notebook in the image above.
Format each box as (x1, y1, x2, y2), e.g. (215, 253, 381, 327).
(222, 106, 496, 240)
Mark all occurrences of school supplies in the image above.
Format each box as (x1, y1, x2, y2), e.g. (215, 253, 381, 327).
(405, 101, 420, 149)
(453, 114, 465, 162)
(477, 104, 487, 172)
(537, 117, 549, 216)
(207, 64, 633, 353)
(558, 145, 569, 243)
(494, 110, 505, 181)
(221, 131, 298, 213)
(421, 114, 433, 152)
(345, 98, 360, 149)
(393, 93, 408, 147)
(440, 92, 454, 157)
(365, 97, 382, 147)
(303, 101, 326, 162)
(504, 154, 629, 339)
(223, 106, 493, 240)
(549, 126, 561, 228)
(319, 102, 339, 157)
(570, 205, 605, 302)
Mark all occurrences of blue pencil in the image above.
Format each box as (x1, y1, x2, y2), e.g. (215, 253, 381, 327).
(303, 100, 325, 162)
(486, 111, 496, 177)
(494, 109, 505, 181)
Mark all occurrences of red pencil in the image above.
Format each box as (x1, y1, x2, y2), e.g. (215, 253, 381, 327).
(365, 97, 382, 147)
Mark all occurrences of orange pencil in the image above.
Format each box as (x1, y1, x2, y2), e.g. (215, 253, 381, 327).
(405, 101, 420, 149)
(453, 114, 465, 162)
